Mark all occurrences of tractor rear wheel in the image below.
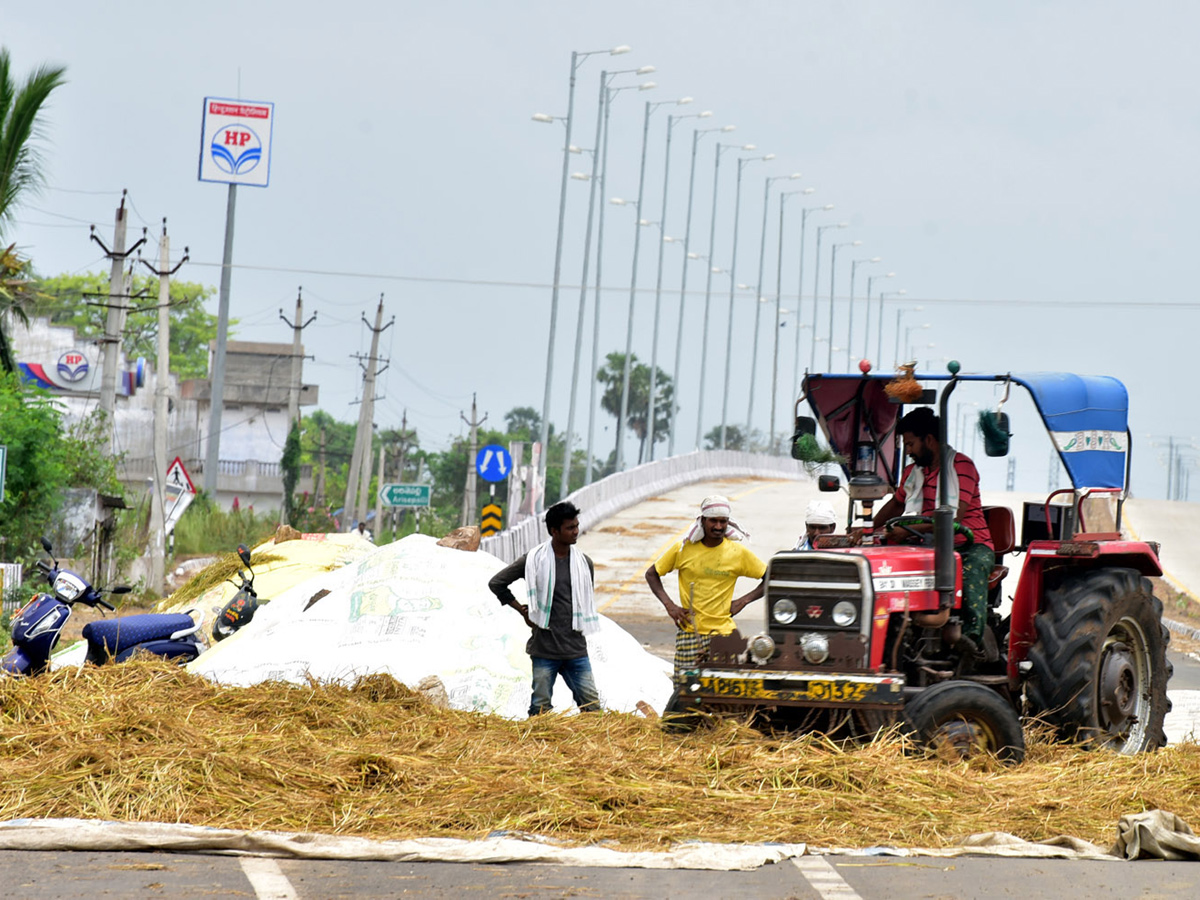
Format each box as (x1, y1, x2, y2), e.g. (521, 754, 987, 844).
(903, 681, 1025, 763)
(1026, 567, 1171, 752)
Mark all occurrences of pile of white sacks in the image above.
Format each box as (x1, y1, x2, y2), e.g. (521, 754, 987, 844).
(187, 534, 674, 719)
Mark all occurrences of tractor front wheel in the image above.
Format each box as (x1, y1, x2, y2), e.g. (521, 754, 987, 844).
(903, 681, 1025, 763)
(1026, 567, 1171, 752)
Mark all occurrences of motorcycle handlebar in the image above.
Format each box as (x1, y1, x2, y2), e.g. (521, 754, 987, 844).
(98, 598, 116, 611)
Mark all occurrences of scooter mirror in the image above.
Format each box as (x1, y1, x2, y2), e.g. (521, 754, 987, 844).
(40, 536, 53, 553)
(237, 544, 252, 567)
(111, 585, 132, 595)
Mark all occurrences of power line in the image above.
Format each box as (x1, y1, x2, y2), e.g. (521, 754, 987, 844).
(186, 259, 1200, 310)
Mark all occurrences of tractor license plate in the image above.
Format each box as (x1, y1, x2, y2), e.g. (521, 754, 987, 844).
(689, 673, 904, 706)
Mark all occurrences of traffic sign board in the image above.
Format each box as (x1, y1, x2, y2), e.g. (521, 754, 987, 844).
(476, 444, 512, 483)
(163, 457, 196, 535)
(480, 503, 503, 536)
(379, 483, 431, 508)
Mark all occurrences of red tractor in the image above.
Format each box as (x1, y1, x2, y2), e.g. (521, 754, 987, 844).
(667, 365, 1171, 762)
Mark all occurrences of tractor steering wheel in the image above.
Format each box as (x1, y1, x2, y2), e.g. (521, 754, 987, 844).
(883, 516, 975, 548)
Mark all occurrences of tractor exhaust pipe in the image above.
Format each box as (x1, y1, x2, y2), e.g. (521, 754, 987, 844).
(935, 364, 961, 610)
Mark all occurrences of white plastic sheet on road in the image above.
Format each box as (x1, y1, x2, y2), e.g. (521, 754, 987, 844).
(187, 534, 674, 718)
(2, 811, 1198, 866)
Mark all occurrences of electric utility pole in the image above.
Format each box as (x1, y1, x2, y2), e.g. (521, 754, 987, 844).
(139, 220, 188, 596)
(343, 296, 392, 528)
(279, 288, 317, 428)
(90, 191, 146, 426)
(461, 394, 487, 527)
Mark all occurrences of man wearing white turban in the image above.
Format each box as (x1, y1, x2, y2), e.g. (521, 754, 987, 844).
(645, 495, 767, 681)
(795, 499, 838, 551)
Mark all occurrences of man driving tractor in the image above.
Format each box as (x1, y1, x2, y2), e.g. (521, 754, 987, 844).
(872, 407, 995, 655)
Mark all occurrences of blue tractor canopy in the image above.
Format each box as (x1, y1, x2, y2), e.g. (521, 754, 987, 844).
(799, 371, 1130, 493)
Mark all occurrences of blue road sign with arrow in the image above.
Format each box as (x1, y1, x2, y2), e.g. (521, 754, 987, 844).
(476, 444, 512, 483)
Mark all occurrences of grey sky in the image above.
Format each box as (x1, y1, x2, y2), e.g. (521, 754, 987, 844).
(5, 1, 1199, 498)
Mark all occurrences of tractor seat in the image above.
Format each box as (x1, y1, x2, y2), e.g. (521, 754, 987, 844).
(982, 505, 1016, 592)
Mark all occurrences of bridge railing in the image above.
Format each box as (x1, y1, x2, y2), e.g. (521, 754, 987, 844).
(480, 450, 808, 563)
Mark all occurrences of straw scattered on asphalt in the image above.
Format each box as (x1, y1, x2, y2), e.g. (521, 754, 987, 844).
(1, 659, 1196, 850)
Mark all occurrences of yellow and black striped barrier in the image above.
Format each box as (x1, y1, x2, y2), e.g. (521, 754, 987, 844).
(480, 503, 503, 536)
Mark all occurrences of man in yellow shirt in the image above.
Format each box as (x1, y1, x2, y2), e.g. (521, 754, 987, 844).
(644, 496, 767, 681)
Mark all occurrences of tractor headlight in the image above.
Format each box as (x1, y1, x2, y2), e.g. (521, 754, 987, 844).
(801, 632, 830, 664)
(831, 600, 858, 627)
(772, 598, 798, 625)
(749, 633, 776, 664)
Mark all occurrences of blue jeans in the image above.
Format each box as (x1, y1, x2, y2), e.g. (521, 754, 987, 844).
(529, 656, 600, 716)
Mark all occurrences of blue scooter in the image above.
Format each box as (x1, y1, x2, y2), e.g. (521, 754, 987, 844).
(1, 538, 205, 676)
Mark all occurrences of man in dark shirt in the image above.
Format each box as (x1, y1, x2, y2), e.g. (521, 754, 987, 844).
(488, 501, 601, 716)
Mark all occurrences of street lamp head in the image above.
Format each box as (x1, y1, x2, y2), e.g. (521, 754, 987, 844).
(531, 113, 556, 123)
(836, 222, 849, 228)
(663, 235, 678, 242)
(851, 240, 862, 246)
(677, 97, 693, 105)
(611, 45, 632, 55)
(822, 203, 834, 210)
(638, 219, 657, 226)
(568, 145, 583, 154)
(638, 81, 657, 90)
(688, 252, 704, 259)
(869, 256, 881, 262)
(711, 266, 724, 274)
(885, 271, 895, 277)
(636, 65, 656, 74)
(762, 153, 776, 160)
(699, 110, 713, 117)
(720, 124, 736, 132)
(610, 197, 630, 205)
(788, 172, 802, 179)
(742, 144, 757, 150)
(570, 172, 590, 180)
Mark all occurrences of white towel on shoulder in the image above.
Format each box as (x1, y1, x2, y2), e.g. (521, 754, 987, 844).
(902, 446, 959, 515)
(524, 540, 600, 636)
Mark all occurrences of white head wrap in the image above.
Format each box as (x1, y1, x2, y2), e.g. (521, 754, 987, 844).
(683, 495, 749, 543)
(804, 500, 837, 526)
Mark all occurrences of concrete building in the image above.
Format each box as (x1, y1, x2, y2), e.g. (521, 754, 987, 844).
(13, 316, 317, 511)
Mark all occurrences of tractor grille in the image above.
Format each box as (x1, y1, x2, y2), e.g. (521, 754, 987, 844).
(766, 553, 871, 631)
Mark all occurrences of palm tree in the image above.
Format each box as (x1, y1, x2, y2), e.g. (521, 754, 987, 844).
(0, 48, 67, 372)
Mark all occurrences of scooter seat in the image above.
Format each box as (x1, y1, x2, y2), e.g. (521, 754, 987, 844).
(82, 613, 197, 659)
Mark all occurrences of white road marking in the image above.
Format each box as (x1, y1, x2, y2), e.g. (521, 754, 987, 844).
(240, 856, 298, 900)
(792, 856, 864, 899)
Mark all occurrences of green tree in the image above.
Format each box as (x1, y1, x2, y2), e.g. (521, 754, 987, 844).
(702, 424, 771, 452)
(596, 351, 674, 465)
(32, 271, 220, 380)
(503, 406, 541, 442)
(280, 420, 301, 524)
(0, 49, 67, 373)
(300, 409, 356, 512)
(0, 373, 68, 557)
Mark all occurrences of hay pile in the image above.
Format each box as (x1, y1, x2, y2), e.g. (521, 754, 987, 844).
(1, 659, 1197, 850)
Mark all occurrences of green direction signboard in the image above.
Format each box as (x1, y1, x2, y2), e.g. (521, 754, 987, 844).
(379, 483, 431, 508)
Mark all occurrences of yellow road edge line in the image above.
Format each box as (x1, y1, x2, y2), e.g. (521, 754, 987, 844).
(1123, 510, 1192, 598)
(596, 482, 778, 613)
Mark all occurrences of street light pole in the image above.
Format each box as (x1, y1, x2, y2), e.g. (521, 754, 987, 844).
(847, 256, 881, 371)
(721, 151, 773, 449)
(864, 271, 894, 362)
(616, 98, 657, 471)
(746, 171, 800, 443)
(827, 238, 861, 370)
(669, 123, 733, 457)
(891, 298, 918, 366)
(771, 187, 814, 450)
(695, 141, 752, 451)
(792, 203, 833, 401)
(581, 72, 654, 485)
(534, 44, 631, 504)
(810, 221, 846, 375)
(646, 102, 705, 461)
(558, 74, 605, 498)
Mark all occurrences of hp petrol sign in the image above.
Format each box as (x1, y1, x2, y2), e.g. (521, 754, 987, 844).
(199, 98, 274, 187)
